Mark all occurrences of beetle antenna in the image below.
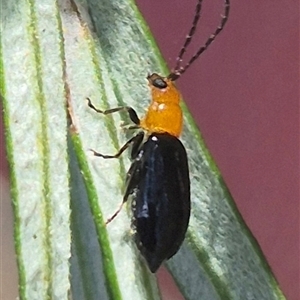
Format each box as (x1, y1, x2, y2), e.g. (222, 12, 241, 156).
(168, 0, 230, 81)
(173, 0, 204, 73)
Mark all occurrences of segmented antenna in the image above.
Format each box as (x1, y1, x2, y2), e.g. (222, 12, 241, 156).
(168, 0, 230, 81)
(173, 0, 204, 73)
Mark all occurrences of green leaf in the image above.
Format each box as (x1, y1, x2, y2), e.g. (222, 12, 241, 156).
(1, 0, 286, 300)
(1, 0, 70, 299)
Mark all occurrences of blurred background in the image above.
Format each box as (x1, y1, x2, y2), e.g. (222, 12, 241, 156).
(1, 0, 298, 299)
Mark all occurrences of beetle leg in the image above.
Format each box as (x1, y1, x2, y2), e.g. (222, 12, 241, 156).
(106, 201, 125, 225)
(103, 133, 144, 225)
(106, 159, 141, 225)
(87, 97, 140, 125)
(89, 133, 141, 159)
(121, 124, 140, 131)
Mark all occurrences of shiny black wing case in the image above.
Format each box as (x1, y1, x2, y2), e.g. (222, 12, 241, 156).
(124, 132, 190, 272)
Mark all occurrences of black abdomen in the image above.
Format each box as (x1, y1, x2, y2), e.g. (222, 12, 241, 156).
(124, 133, 190, 272)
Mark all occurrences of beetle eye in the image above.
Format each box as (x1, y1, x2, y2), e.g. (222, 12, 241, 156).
(153, 78, 167, 89)
(147, 73, 168, 89)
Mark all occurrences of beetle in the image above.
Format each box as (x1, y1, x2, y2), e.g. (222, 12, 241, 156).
(87, 0, 230, 272)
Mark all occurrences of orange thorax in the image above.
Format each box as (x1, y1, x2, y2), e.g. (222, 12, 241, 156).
(140, 76, 183, 137)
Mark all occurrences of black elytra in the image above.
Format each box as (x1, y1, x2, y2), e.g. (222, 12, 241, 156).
(124, 132, 190, 272)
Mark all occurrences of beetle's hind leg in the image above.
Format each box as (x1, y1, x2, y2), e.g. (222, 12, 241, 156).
(91, 136, 136, 225)
(106, 167, 139, 225)
(105, 201, 125, 225)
